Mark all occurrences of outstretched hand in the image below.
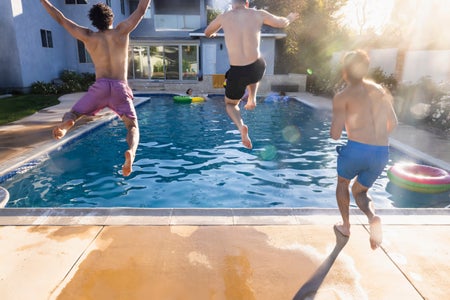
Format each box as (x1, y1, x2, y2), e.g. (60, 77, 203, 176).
(287, 12, 299, 23)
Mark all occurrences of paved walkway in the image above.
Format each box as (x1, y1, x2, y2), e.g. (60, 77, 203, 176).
(0, 92, 449, 299)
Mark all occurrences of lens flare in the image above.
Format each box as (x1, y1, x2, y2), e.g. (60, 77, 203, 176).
(260, 145, 277, 161)
(282, 125, 301, 143)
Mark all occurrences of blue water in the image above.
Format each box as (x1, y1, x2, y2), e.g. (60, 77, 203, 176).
(3, 94, 449, 208)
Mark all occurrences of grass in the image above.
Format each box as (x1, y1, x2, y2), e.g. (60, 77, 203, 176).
(0, 94, 60, 126)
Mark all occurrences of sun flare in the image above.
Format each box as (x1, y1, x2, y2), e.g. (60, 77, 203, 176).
(338, 0, 395, 34)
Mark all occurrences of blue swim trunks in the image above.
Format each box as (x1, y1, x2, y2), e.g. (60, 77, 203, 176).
(72, 78, 136, 119)
(336, 140, 389, 188)
(225, 58, 266, 100)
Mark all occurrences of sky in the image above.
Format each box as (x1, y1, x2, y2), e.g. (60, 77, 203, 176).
(337, 0, 395, 34)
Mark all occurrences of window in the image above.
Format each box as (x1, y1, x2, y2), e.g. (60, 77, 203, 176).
(120, 0, 125, 15)
(149, 46, 164, 80)
(106, 0, 111, 6)
(128, 44, 199, 81)
(154, 0, 200, 30)
(40, 29, 53, 48)
(77, 40, 92, 63)
(129, 46, 151, 79)
(65, 0, 88, 4)
(164, 46, 179, 80)
(182, 46, 198, 80)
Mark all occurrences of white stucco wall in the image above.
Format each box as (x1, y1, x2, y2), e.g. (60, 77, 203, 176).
(402, 50, 450, 84)
(331, 49, 398, 76)
(332, 49, 450, 84)
(368, 48, 398, 76)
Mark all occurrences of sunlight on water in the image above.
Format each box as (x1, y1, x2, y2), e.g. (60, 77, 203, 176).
(3, 95, 449, 208)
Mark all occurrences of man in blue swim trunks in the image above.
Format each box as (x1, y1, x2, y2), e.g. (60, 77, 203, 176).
(205, 0, 298, 149)
(330, 50, 398, 250)
(41, 0, 151, 176)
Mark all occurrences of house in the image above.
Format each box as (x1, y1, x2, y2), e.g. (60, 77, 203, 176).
(0, 0, 302, 94)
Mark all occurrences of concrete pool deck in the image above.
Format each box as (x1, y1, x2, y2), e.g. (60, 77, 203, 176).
(0, 92, 449, 299)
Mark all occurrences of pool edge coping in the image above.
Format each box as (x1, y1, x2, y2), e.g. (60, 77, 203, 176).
(0, 207, 449, 226)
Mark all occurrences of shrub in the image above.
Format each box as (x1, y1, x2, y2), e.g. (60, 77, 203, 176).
(30, 70, 95, 95)
(59, 70, 82, 93)
(79, 72, 95, 90)
(427, 89, 450, 134)
(368, 67, 397, 93)
(306, 65, 343, 97)
(311, 65, 399, 97)
(394, 77, 449, 135)
(31, 81, 58, 95)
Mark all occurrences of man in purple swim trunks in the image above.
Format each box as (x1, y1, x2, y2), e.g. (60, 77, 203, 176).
(40, 0, 151, 176)
(205, 0, 298, 149)
(330, 50, 398, 250)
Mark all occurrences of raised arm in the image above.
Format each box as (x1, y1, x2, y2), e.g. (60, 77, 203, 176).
(204, 14, 223, 38)
(261, 10, 299, 28)
(40, 0, 91, 41)
(116, 0, 151, 34)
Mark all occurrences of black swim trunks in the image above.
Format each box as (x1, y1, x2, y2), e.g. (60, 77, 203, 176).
(225, 57, 266, 100)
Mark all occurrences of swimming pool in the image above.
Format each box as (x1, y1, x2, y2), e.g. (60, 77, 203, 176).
(2, 94, 449, 208)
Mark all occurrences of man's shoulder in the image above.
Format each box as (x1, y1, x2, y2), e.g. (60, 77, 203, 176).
(334, 87, 350, 100)
(363, 81, 389, 101)
(364, 79, 384, 92)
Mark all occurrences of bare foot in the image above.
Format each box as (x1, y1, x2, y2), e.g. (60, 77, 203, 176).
(240, 125, 252, 149)
(122, 150, 134, 177)
(369, 215, 382, 250)
(334, 223, 350, 237)
(244, 99, 256, 110)
(52, 120, 75, 140)
(333, 224, 350, 247)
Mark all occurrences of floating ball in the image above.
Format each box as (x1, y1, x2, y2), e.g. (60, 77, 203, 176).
(282, 125, 301, 143)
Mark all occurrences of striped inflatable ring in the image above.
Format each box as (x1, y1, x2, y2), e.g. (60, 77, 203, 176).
(387, 163, 450, 194)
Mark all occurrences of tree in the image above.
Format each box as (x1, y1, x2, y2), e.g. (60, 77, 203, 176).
(251, 0, 349, 74)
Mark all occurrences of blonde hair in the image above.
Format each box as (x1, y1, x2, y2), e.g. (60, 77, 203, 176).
(342, 50, 370, 84)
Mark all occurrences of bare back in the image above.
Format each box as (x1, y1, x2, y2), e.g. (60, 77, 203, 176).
(83, 30, 129, 80)
(205, 6, 295, 66)
(331, 80, 398, 146)
(41, 0, 150, 81)
(220, 8, 264, 65)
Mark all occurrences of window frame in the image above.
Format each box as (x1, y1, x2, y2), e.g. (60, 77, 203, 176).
(65, 0, 88, 4)
(77, 40, 92, 64)
(128, 43, 199, 81)
(40, 29, 53, 48)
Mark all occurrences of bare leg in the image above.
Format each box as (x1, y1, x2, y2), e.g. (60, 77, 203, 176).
(352, 181, 382, 250)
(244, 82, 258, 110)
(121, 115, 140, 177)
(225, 98, 252, 149)
(335, 176, 351, 237)
(52, 111, 80, 140)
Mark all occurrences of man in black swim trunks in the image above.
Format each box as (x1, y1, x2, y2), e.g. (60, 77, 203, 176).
(205, 0, 298, 149)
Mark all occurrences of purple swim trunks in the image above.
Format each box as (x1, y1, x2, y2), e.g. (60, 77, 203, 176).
(71, 78, 137, 119)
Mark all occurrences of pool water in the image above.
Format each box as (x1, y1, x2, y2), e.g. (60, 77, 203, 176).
(3, 94, 449, 208)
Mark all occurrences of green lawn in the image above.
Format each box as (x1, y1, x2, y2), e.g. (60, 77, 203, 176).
(0, 94, 60, 126)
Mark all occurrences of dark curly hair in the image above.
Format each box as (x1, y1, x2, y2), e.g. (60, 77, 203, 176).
(88, 3, 114, 31)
